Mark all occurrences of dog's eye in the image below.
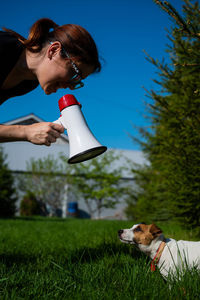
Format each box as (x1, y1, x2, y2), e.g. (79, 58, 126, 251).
(134, 226, 142, 232)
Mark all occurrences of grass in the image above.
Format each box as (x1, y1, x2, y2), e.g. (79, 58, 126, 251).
(0, 218, 199, 299)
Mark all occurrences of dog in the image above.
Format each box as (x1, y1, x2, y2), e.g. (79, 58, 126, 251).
(118, 223, 200, 279)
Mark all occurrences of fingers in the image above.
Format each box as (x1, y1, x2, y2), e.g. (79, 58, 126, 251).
(50, 124, 64, 138)
(51, 123, 65, 133)
(47, 123, 65, 145)
(44, 140, 51, 147)
(44, 123, 65, 146)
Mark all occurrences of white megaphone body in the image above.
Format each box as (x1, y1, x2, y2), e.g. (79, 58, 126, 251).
(54, 94, 107, 164)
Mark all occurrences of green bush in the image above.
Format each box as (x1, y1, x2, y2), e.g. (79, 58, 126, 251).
(0, 147, 17, 217)
(20, 191, 41, 216)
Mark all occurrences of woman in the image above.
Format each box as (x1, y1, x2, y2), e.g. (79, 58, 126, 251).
(0, 18, 101, 146)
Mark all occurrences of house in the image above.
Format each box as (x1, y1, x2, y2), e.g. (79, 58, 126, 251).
(1, 114, 147, 219)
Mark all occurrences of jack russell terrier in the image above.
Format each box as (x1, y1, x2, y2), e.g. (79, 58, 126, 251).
(118, 223, 200, 279)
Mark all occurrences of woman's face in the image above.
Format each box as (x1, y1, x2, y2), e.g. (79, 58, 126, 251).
(36, 42, 94, 95)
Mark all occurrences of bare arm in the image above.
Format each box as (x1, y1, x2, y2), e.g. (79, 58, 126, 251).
(0, 122, 65, 146)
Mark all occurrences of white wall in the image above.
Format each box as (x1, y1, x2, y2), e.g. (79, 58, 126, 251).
(2, 142, 69, 171)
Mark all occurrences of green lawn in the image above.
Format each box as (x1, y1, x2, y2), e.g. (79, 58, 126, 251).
(0, 218, 199, 299)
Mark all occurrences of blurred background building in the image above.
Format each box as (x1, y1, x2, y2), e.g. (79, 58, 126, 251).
(1, 114, 147, 219)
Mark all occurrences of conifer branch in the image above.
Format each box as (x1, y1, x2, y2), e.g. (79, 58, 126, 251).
(154, 0, 200, 40)
(174, 63, 200, 67)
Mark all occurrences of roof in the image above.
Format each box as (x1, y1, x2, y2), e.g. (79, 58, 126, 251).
(3, 113, 45, 125)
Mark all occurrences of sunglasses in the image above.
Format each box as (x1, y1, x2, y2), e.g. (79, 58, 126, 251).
(61, 47, 84, 90)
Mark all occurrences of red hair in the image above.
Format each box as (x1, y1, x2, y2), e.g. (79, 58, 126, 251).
(3, 18, 101, 73)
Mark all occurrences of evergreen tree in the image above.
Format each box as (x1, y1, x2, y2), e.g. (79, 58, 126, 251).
(128, 0, 200, 228)
(0, 147, 17, 217)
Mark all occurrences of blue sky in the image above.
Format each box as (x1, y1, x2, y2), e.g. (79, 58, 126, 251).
(0, 0, 186, 150)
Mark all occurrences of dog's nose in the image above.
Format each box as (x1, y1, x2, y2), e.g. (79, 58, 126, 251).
(118, 229, 123, 236)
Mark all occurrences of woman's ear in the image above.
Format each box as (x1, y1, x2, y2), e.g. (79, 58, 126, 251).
(48, 41, 62, 59)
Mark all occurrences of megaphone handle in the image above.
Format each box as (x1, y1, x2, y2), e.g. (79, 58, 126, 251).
(53, 117, 65, 127)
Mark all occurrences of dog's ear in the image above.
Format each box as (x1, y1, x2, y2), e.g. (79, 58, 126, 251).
(149, 224, 162, 237)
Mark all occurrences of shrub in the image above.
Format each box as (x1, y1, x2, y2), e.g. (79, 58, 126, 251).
(0, 147, 17, 217)
(20, 191, 41, 216)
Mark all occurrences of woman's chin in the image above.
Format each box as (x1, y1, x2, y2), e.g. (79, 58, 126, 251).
(45, 88, 56, 95)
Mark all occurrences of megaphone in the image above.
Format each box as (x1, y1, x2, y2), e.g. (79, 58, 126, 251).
(54, 94, 107, 164)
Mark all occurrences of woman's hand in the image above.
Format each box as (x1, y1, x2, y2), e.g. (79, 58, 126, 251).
(0, 123, 65, 146)
(24, 122, 65, 146)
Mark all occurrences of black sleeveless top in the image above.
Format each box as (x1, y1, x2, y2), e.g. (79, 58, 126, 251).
(0, 31, 39, 105)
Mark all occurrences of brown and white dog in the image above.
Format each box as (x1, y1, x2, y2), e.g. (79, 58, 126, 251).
(118, 223, 200, 279)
